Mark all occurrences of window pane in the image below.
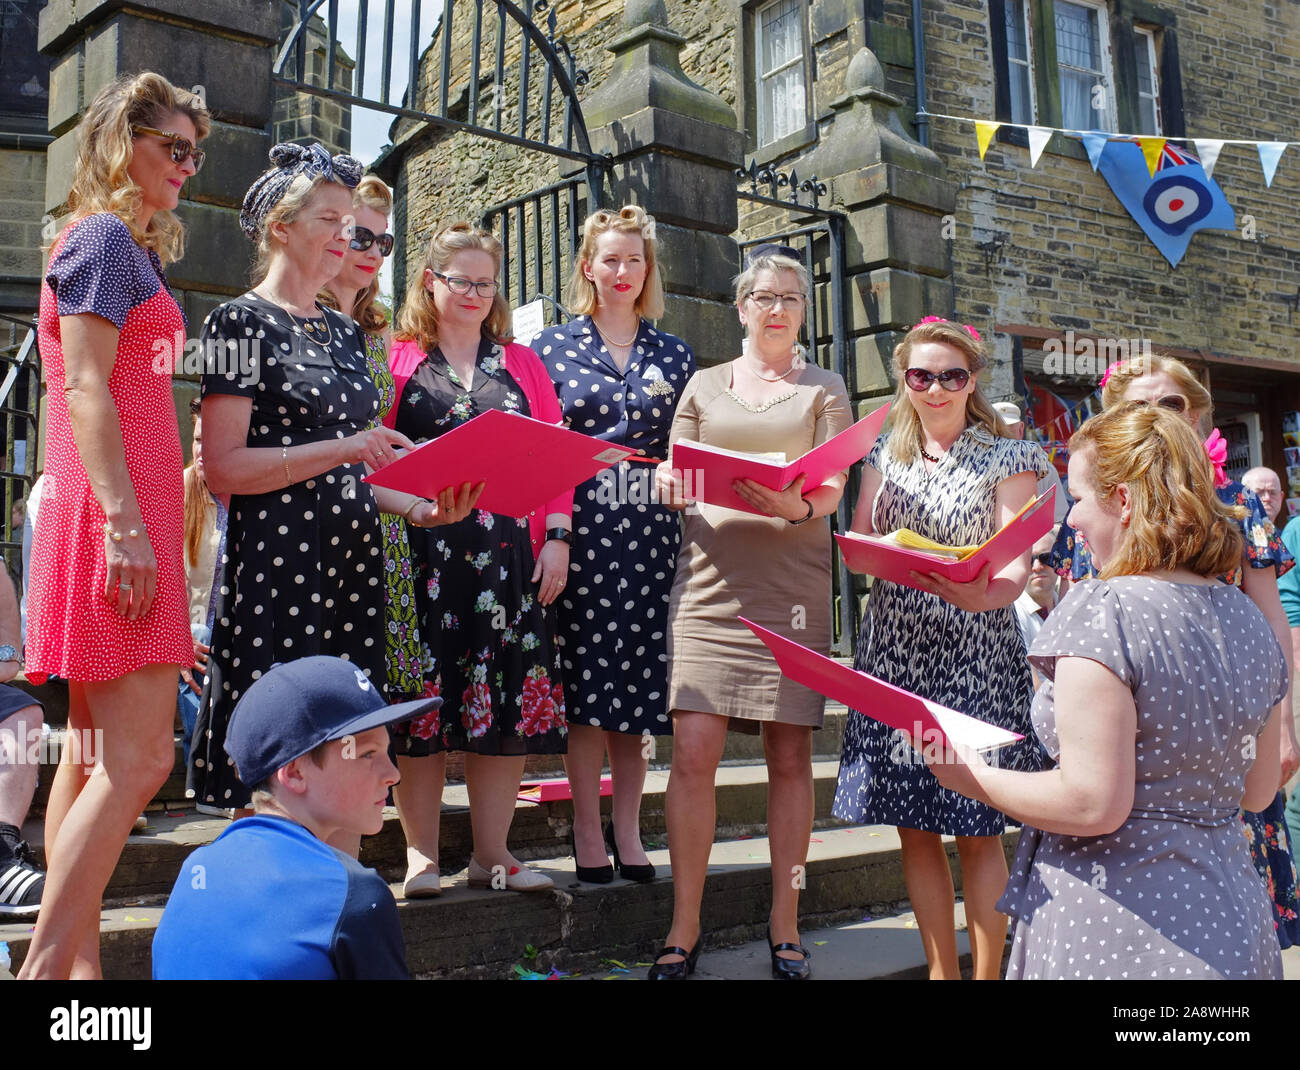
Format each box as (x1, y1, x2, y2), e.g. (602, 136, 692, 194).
(1134, 35, 1153, 96)
(1009, 63, 1033, 125)
(1055, 1, 1100, 72)
(761, 63, 806, 144)
(0, 0, 48, 117)
(760, 0, 801, 74)
(1004, 0, 1029, 62)
(1137, 95, 1159, 136)
(1060, 69, 1099, 129)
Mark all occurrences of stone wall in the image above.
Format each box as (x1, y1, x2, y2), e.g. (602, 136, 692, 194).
(272, 2, 354, 154)
(0, 147, 47, 312)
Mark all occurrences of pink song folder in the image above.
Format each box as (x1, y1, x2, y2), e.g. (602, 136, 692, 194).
(671, 402, 890, 515)
(835, 488, 1056, 591)
(740, 618, 1023, 752)
(363, 408, 636, 519)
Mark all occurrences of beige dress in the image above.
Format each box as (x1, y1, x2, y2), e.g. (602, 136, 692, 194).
(666, 361, 852, 730)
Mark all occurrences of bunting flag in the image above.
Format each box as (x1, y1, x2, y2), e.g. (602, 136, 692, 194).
(1081, 131, 1109, 171)
(1192, 139, 1224, 179)
(1139, 137, 1167, 176)
(1027, 126, 1053, 166)
(1096, 140, 1235, 267)
(975, 121, 1001, 159)
(1258, 142, 1288, 187)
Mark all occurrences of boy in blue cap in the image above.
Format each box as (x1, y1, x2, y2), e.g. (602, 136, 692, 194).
(152, 656, 440, 979)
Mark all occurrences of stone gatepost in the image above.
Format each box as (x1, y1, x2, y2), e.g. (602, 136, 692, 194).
(580, 0, 744, 365)
(804, 46, 958, 412)
(39, 0, 281, 438)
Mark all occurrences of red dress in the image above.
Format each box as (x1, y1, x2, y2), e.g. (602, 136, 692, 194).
(27, 213, 191, 683)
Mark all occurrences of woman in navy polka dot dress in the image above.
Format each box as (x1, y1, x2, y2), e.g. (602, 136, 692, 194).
(531, 207, 695, 882)
(931, 404, 1287, 979)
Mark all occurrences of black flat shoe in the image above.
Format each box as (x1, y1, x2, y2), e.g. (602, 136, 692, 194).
(768, 930, 812, 980)
(572, 830, 613, 884)
(606, 820, 655, 883)
(647, 939, 701, 980)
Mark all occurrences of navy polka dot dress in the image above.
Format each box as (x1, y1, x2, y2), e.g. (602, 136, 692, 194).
(532, 317, 695, 735)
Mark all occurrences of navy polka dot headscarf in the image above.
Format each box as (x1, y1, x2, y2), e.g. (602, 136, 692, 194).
(239, 142, 364, 239)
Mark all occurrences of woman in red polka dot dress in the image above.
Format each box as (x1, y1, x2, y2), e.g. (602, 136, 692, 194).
(20, 73, 207, 979)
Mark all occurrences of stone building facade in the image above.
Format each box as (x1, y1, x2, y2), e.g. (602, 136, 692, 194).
(389, 0, 1300, 479)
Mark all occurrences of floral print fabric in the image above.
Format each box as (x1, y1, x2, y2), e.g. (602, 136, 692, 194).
(389, 338, 567, 756)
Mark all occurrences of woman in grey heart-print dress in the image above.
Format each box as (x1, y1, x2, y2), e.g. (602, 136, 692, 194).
(930, 404, 1286, 979)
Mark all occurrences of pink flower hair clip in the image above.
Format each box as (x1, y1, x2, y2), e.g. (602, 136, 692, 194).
(915, 315, 981, 342)
(1099, 360, 1128, 390)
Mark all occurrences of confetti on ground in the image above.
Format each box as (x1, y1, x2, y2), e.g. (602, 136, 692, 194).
(512, 964, 548, 980)
(814, 940, 828, 946)
(904, 920, 916, 929)
(809, 837, 823, 844)
(546, 967, 568, 979)
(634, 961, 652, 968)
(861, 915, 873, 923)
(124, 915, 154, 923)
(868, 833, 881, 838)
(600, 958, 629, 969)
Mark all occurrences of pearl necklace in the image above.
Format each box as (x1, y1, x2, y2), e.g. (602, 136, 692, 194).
(744, 357, 799, 383)
(592, 319, 638, 348)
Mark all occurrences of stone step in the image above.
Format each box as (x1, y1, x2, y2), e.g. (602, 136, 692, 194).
(25, 704, 854, 815)
(21, 759, 855, 900)
(0, 824, 1022, 980)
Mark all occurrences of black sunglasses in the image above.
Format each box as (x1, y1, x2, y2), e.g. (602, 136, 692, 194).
(131, 125, 205, 172)
(904, 366, 971, 392)
(1133, 394, 1187, 414)
(348, 226, 394, 256)
(1034, 552, 1054, 566)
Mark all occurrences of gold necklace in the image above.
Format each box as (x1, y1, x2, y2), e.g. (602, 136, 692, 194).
(592, 318, 638, 348)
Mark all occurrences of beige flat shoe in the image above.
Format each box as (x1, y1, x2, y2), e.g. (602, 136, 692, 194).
(467, 856, 554, 892)
(402, 847, 442, 899)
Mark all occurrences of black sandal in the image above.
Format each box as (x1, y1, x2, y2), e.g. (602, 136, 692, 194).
(646, 939, 701, 980)
(768, 931, 812, 980)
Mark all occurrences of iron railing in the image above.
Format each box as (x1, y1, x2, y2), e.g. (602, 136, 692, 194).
(0, 312, 41, 582)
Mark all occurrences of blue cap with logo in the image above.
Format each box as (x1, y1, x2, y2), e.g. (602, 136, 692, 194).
(224, 656, 440, 788)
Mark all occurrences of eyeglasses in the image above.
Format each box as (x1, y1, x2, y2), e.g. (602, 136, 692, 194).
(904, 366, 971, 392)
(1033, 552, 1054, 566)
(131, 126, 205, 173)
(746, 290, 806, 310)
(348, 226, 394, 256)
(432, 271, 498, 297)
(1132, 394, 1187, 414)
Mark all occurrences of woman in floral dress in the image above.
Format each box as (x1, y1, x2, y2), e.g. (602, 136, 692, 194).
(1047, 354, 1300, 947)
(384, 223, 571, 893)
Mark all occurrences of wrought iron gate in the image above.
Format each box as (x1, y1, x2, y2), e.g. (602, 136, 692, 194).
(275, 0, 607, 319)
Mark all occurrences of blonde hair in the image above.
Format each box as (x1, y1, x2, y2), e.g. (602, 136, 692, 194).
(566, 205, 665, 319)
(65, 72, 209, 266)
(1101, 353, 1213, 431)
(887, 319, 1010, 465)
(183, 400, 212, 568)
(394, 222, 513, 351)
(733, 253, 811, 307)
(1070, 402, 1244, 580)
(318, 175, 393, 335)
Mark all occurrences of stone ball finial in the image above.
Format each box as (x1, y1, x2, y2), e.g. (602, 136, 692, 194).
(623, 0, 670, 30)
(845, 47, 886, 93)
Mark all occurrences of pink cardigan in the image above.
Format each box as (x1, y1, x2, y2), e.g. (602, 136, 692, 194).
(385, 338, 572, 557)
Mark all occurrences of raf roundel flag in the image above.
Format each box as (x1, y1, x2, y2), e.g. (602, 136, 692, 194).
(1095, 139, 1236, 267)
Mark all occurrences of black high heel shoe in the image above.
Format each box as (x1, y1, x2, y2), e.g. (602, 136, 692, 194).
(768, 930, 812, 980)
(646, 938, 701, 980)
(571, 827, 613, 884)
(605, 820, 655, 883)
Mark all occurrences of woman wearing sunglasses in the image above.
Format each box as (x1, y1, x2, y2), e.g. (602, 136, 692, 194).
(188, 146, 475, 823)
(929, 403, 1286, 978)
(383, 223, 569, 893)
(1048, 353, 1300, 950)
(650, 247, 852, 979)
(832, 317, 1051, 980)
(530, 206, 695, 888)
(22, 72, 208, 978)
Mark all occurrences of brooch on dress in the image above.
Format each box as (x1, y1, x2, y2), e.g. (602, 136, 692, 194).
(643, 364, 674, 398)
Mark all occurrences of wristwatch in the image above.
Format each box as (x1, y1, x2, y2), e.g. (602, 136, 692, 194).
(546, 527, 573, 545)
(0, 644, 17, 663)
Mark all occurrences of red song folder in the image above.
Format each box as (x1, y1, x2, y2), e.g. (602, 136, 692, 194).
(740, 618, 1023, 752)
(363, 408, 636, 519)
(671, 402, 890, 515)
(835, 488, 1056, 591)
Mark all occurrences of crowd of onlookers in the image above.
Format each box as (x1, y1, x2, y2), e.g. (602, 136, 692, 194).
(4, 69, 1298, 981)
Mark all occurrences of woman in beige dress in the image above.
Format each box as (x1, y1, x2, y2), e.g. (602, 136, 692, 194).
(650, 246, 852, 979)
